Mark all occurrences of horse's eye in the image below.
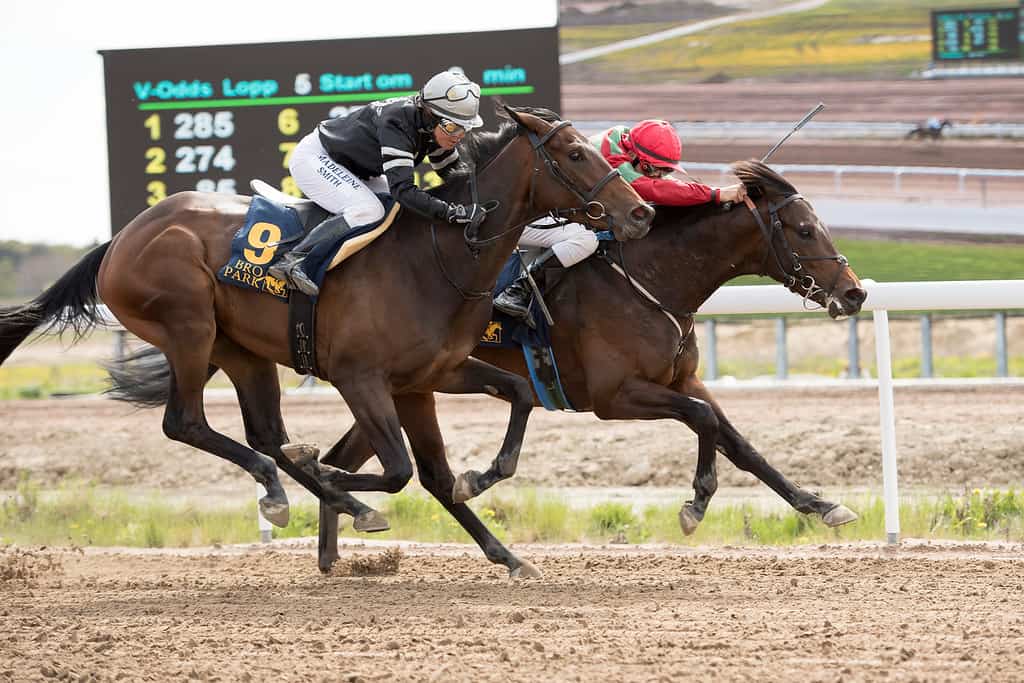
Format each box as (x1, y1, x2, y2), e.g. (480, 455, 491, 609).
(798, 228, 813, 239)
(569, 150, 583, 161)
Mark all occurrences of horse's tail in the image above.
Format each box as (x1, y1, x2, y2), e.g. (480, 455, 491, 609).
(0, 242, 111, 365)
(103, 344, 172, 408)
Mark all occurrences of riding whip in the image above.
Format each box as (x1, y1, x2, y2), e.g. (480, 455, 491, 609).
(721, 102, 825, 211)
(761, 102, 825, 163)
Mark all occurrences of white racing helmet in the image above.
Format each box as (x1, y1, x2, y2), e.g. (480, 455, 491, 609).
(420, 70, 483, 130)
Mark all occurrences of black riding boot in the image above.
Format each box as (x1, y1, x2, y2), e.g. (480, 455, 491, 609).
(268, 214, 351, 297)
(493, 248, 557, 320)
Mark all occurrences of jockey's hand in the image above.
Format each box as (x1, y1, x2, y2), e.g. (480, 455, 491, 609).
(717, 183, 748, 204)
(446, 203, 488, 230)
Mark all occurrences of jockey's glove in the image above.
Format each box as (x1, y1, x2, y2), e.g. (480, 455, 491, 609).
(446, 203, 488, 230)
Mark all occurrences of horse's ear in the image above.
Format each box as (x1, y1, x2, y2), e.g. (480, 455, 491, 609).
(503, 105, 524, 126)
(508, 110, 550, 137)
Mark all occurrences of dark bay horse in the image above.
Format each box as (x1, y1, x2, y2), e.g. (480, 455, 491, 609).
(317, 160, 867, 570)
(0, 107, 653, 578)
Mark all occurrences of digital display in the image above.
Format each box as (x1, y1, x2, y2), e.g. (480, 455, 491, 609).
(931, 7, 1021, 61)
(99, 27, 560, 234)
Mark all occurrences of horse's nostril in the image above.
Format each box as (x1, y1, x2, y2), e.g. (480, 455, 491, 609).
(631, 204, 655, 224)
(847, 287, 867, 305)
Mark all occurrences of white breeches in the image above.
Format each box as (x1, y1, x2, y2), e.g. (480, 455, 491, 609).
(289, 131, 389, 226)
(518, 217, 599, 268)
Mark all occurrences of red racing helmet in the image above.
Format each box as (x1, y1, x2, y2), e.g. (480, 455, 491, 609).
(627, 120, 684, 172)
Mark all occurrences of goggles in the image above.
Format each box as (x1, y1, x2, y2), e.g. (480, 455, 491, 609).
(437, 118, 467, 136)
(424, 81, 481, 105)
(637, 159, 675, 178)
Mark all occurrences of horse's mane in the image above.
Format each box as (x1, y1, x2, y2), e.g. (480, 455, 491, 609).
(730, 159, 798, 198)
(646, 159, 797, 232)
(428, 105, 562, 200)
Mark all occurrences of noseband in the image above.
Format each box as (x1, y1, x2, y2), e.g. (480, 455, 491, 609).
(744, 193, 848, 308)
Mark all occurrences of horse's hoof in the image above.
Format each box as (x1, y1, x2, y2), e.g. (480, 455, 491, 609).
(259, 497, 290, 528)
(280, 442, 320, 467)
(318, 555, 337, 574)
(452, 470, 481, 504)
(678, 504, 700, 536)
(509, 558, 542, 579)
(822, 504, 858, 527)
(353, 510, 390, 533)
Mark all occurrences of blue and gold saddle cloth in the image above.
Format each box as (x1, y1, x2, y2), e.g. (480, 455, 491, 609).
(217, 195, 399, 300)
(480, 255, 574, 411)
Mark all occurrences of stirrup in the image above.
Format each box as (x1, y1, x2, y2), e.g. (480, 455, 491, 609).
(269, 253, 319, 297)
(494, 295, 531, 319)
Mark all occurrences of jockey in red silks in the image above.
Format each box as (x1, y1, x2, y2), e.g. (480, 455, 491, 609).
(493, 119, 747, 320)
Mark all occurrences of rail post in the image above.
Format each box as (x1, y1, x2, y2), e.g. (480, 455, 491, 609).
(920, 314, 933, 378)
(775, 317, 788, 380)
(257, 484, 273, 543)
(847, 316, 860, 379)
(873, 307, 900, 545)
(703, 319, 719, 380)
(995, 312, 1008, 377)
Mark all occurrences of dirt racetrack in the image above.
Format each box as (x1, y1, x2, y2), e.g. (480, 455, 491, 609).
(2, 380, 1023, 499)
(2, 541, 1023, 682)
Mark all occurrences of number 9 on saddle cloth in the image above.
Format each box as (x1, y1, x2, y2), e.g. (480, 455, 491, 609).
(216, 193, 399, 300)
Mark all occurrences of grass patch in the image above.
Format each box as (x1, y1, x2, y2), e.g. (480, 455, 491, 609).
(722, 238, 1024, 286)
(559, 22, 680, 53)
(715, 352, 1024, 380)
(561, 0, 1004, 82)
(0, 363, 109, 399)
(3, 475, 1022, 548)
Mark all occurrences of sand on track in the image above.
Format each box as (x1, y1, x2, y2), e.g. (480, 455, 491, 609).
(2, 540, 1023, 682)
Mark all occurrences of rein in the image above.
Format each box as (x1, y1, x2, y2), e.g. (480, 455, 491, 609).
(435, 119, 625, 301)
(742, 194, 848, 309)
(598, 241, 694, 362)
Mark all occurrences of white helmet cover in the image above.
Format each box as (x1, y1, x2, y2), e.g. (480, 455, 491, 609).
(420, 70, 483, 129)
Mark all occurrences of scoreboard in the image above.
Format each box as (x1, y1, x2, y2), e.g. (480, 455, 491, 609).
(931, 7, 1021, 61)
(99, 27, 560, 234)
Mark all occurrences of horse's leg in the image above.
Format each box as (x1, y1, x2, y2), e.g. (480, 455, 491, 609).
(678, 374, 857, 527)
(311, 379, 414, 493)
(419, 358, 534, 503)
(160, 342, 291, 527)
(592, 377, 720, 535)
(397, 392, 541, 578)
(210, 337, 374, 522)
(316, 424, 390, 574)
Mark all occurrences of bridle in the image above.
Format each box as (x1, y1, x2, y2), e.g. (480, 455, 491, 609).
(743, 193, 848, 309)
(524, 121, 621, 230)
(434, 118, 625, 299)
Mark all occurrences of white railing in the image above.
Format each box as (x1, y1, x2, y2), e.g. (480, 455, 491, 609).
(679, 161, 1024, 195)
(574, 120, 1024, 140)
(698, 279, 1024, 544)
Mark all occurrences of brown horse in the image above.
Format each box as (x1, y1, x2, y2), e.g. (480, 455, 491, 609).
(316, 160, 867, 570)
(0, 107, 653, 578)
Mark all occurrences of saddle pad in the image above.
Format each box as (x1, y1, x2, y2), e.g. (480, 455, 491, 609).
(478, 254, 552, 349)
(217, 195, 400, 300)
(478, 254, 573, 411)
(216, 196, 303, 299)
